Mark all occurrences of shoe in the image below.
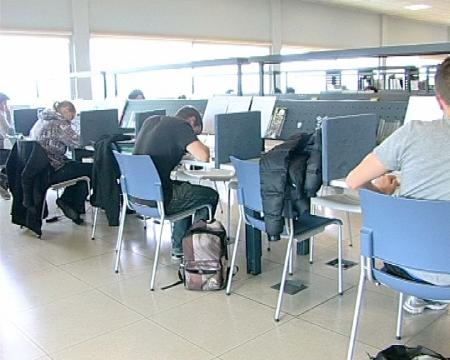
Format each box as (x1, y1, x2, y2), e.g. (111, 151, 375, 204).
(0, 184, 10, 200)
(403, 296, 449, 315)
(56, 198, 83, 225)
(171, 251, 183, 261)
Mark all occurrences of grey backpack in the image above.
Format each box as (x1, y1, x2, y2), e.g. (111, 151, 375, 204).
(181, 220, 228, 290)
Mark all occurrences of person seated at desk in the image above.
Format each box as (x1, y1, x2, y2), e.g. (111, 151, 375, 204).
(346, 56, 450, 316)
(0, 92, 14, 150)
(119, 89, 145, 126)
(37, 101, 92, 225)
(134, 105, 219, 259)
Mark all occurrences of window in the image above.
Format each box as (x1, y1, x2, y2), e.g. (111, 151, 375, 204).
(0, 34, 71, 105)
(90, 36, 270, 99)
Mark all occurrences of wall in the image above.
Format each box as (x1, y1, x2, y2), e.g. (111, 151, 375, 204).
(0, 0, 449, 47)
(382, 15, 448, 46)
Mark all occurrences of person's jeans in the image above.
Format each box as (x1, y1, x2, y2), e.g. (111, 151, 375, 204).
(165, 181, 219, 254)
(51, 161, 93, 214)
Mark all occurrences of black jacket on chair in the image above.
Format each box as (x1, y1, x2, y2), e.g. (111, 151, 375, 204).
(260, 132, 322, 240)
(6, 141, 52, 236)
(90, 134, 130, 226)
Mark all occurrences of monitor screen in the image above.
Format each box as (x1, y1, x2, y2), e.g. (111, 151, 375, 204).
(80, 109, 119, 147)
(135, 109, 166, 137)
(13, 108, 42, 136)
(404, 96, 443, 123)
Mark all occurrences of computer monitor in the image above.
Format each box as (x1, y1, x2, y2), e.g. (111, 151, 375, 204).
(250, 96, 276, 137)
(13, 108, 43, 136)
(135, 109, 166, 137)
(80, 109, 119, 147)
(404, 96, 443, 123)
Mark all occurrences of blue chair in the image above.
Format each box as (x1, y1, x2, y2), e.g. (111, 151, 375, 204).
(113, 151, 212, 290)
(227, 157, 343, 321)
(347, 190, 450, 360)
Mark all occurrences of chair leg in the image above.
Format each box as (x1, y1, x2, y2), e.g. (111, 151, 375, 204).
(114, 203, 128, 273)
(347, 256, 367, 360)
(396, 293, 404, 340)
(275, 218, 295, 322)
(91, 207, 99, 240)
(338, 224, 343, 295)
(288, 241, 294, 275)
(310, 203, 316, 264)
(226, 181, 231, 239)
(226, 214, 242, 295)
(150, 220, 165, 290)
(346, 211, 353, 247)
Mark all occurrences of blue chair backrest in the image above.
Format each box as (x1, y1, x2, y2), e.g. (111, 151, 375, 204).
(113, 151, 163, 203)
(359, 189, 450, 274)
(230, 156, 263, 213)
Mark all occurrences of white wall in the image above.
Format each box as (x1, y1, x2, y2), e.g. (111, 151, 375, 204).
(1, 0, 449, 48)
(282, 0, 381, 48)
(382, 15, 448, 46)
(88, 0, 272, 43)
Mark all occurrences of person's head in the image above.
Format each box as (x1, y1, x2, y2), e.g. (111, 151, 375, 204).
(128, 89, 145, 100)
(0, 93, 9, 112)
(274, 87, 282, 94)
(435, 57, 450, 115)
(286, 87, 295, 94)
(175, 106, 203, 135)
(53, 101, 76, 122)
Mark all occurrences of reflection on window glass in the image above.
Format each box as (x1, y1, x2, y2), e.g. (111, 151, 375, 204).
(0, 34, 70, 105)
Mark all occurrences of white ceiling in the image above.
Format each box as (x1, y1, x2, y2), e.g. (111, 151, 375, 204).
(303, 0, 450, 26)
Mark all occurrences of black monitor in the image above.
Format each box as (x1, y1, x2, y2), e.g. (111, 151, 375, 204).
(13, 108, 43, 136)
(135, 109, 166, 137)
(80, 109, 119, 147)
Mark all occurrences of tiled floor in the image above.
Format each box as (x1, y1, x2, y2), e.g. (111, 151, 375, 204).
(1, 191, 449, 360)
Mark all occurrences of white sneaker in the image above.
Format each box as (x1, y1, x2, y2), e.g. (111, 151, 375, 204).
(403, 296, 449, 315)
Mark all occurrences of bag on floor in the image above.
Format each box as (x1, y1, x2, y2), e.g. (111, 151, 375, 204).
(181, 220, 228, 291)
(370, 345, 448, 360)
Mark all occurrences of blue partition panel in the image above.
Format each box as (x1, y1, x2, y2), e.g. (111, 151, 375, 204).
(322, 114, 379, 184)
(214, 111, 262, 168)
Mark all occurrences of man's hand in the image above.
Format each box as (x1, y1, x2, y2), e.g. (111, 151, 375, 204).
(372, 174, 399, 195)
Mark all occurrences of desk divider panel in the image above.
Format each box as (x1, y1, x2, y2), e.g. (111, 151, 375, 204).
(214, 111, 262, 168)
(277, 99, 407, 140)
(322, 114, 379, 184)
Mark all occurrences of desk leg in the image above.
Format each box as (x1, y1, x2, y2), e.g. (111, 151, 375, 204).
(245, 224, 262, 275)
(297, 239, 310, 255)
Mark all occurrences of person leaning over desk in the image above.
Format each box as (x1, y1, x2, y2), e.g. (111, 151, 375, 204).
(133, 105, 219, 260)
(346, 56, 450, 316)
(36, 101, 92, 225)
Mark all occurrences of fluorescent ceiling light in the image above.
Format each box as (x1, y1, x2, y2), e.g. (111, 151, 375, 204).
(404, 4, 431, 10)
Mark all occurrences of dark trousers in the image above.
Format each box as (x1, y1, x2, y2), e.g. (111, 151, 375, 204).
(166, 181, 219, 253)
(51, 161, 93, 214)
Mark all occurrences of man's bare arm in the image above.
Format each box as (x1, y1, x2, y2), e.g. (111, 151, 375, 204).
(346, 152, 398, 194)
(186, 140, 210, 162)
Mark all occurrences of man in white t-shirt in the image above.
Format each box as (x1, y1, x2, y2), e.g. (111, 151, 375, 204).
(346, 57, 450, 315)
